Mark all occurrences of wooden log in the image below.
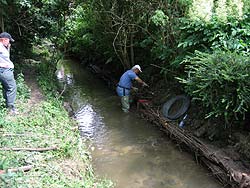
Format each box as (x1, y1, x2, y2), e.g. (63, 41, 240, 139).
(1, 133, 50, 138)
(0, 146, 58, 152)
(139, 104, 250, 188)
(0, 165, 33, 174)
(1, 133, 28, 137)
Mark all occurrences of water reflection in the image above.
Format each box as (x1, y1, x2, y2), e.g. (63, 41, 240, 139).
(75, 104, 106, 139)
(56, 66, 65, 80)
(56, 61, 74, 85)
(56, 60, 222, 188)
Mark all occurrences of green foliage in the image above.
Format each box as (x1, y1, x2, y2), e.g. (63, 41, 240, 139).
(55, 0, 191, 70)
(0, 0, 79, 62)
(179, 50, 250, 124)
(0, 46, 114, 187)
(57, 4, 94, 55)
(145, 9, 174, 62)
(37, 58, 59, 99)
(178, 14, 250, 61)
(0, 1, 46, 59)
(16, 73, 31, 100)
(3, 0, 250, 130)
(188, 0, 213, 22)
(137, 1, 190, 66)
(151, 10, 169, 27)
(188, 0, 245, 22)
(0, 98, 114, 187)
(139, 1, 190, 64)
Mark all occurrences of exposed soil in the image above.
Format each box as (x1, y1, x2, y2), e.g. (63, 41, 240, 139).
(87, 62, 250, 188)
(23, 65, 44, 106)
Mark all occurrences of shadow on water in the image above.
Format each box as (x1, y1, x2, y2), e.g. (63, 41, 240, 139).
(56, 59, 222, 188)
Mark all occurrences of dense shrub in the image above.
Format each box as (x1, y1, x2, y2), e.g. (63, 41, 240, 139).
(179, 50, 250, 125)
(178, 15, 250, 56)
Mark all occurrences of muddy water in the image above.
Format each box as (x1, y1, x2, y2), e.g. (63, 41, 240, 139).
(57, 59, 222, 188)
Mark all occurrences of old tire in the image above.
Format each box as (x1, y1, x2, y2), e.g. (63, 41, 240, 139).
(162, 95, 190, 120)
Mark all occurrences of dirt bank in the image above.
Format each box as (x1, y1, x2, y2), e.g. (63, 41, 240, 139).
(87, 63, 250, 188)
(2, 62, 112, 187)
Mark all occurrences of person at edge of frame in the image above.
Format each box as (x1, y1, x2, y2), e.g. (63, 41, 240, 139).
(0, 32, 18, 115)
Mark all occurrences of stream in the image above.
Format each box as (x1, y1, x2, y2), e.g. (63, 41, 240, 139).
(56, 59, 222, 188)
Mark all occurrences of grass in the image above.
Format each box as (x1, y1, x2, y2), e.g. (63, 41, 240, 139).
(0, 45, 114, 188)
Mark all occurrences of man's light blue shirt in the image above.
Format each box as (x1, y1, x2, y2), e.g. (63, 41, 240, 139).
(0, 43, 14, 68)
(116, 70, 137, 96)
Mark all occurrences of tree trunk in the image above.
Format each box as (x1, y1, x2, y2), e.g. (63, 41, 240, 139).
(0, 11, 4, 32)
(130, 25, 135, 66)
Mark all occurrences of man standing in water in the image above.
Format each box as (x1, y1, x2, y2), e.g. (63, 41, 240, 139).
(116, 65, 148, 113)
(0, 32, 17, 114)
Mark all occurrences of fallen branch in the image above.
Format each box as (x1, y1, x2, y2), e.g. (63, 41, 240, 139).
(139, 104, 250, 188)
(1, 133, 30, 137)
(1, 133, 50, 138)
(0, 165, 33, 174)
(57, 82, 67, 99)
(0, 146, 58, 152)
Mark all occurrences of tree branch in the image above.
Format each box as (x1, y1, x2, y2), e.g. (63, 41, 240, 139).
(0, 165, 33, 175)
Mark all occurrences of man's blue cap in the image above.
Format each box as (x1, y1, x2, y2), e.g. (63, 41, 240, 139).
(0, 32, 14, 42)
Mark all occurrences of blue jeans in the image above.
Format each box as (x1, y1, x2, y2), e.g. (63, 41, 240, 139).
(0, 68, 16, 108)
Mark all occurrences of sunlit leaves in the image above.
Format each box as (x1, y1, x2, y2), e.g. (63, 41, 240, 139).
(189, 0, 244, 22)
(150, 10, 168, 27)
(16, 0, 32, 8)
(189, 0, 213, 21)
(178, 16, 250, 57)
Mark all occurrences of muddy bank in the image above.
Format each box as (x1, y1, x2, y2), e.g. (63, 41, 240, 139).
(138, 104, 250, 188)
(0, 59, 113, 188)
(86, 62, 250, 188)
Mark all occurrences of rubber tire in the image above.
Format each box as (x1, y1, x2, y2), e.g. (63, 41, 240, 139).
(162, 95, 190, 120)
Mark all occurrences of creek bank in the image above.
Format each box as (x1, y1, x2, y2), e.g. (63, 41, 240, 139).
(86, 62, 250, 188)
(138, 103, 250, 188)
(0, 57, 114, 187)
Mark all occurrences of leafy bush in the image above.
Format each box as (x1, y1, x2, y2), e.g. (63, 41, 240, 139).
(16, 73, 31, 100)
(37, 57, 59, 99)
(179, 50, 250, 124)
(57, 5, 95, 56)
(178, 15, 250, 56)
